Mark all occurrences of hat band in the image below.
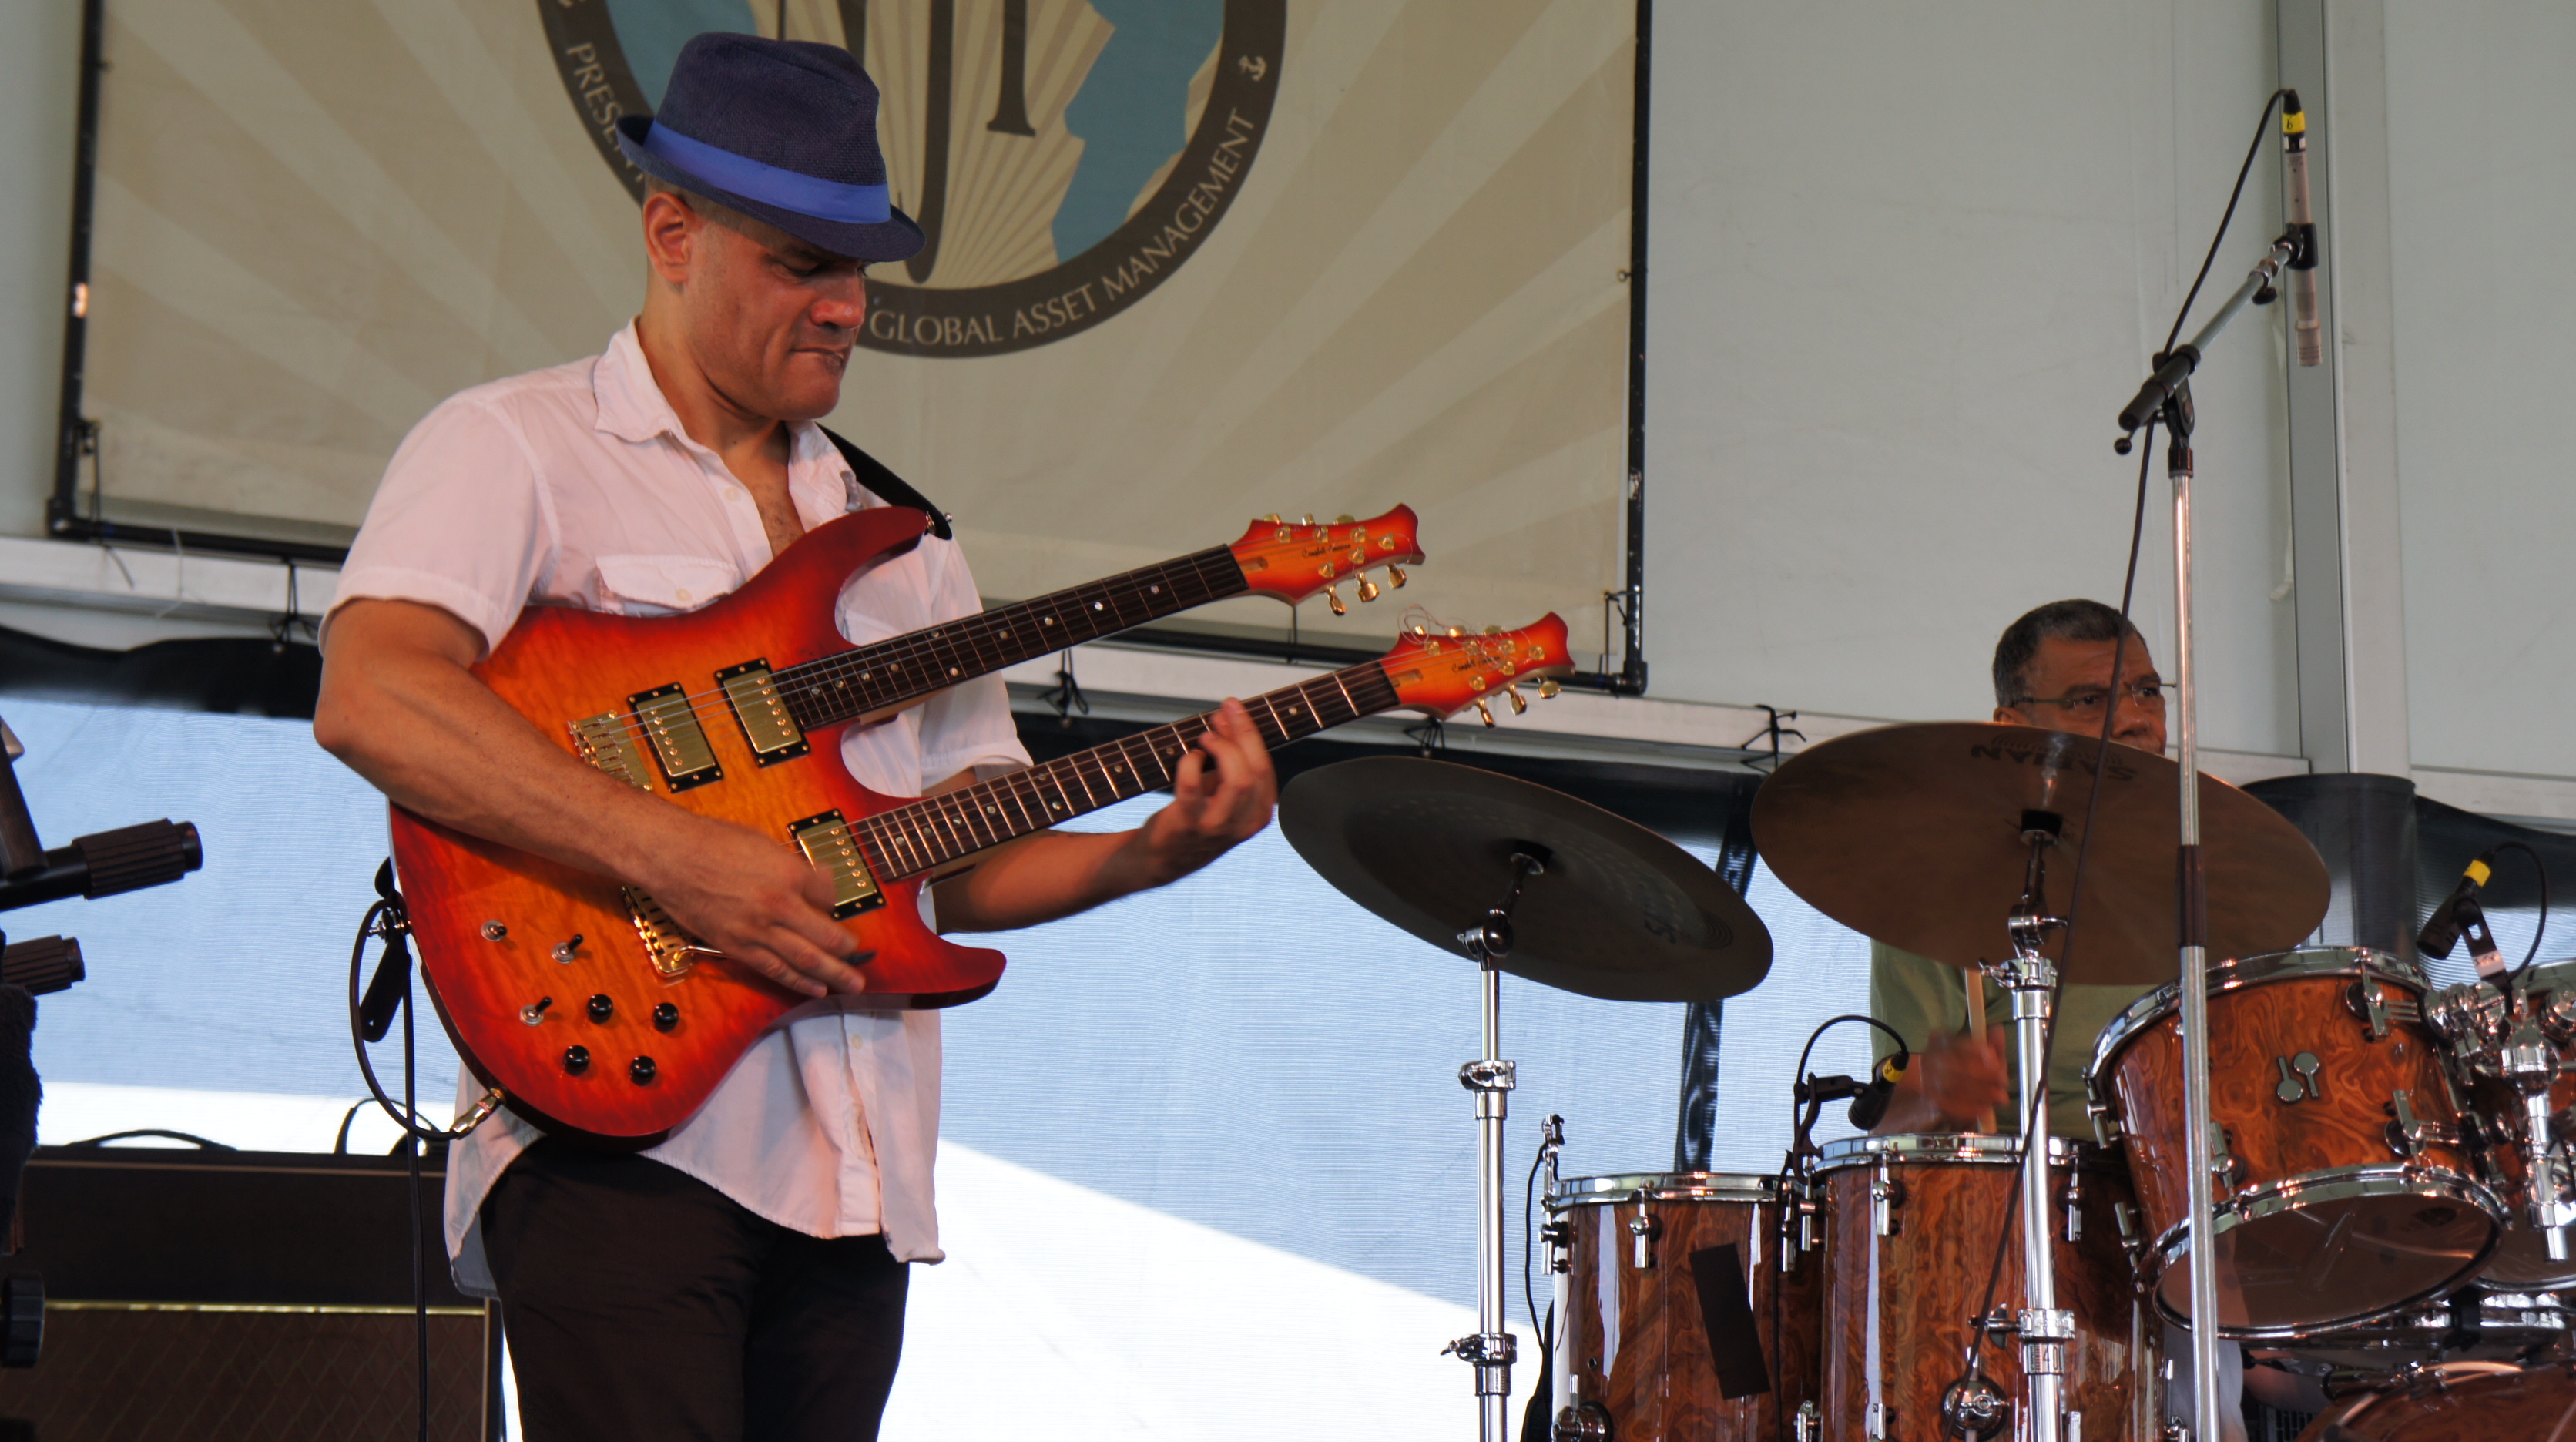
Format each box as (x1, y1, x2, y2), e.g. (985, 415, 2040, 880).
(641, 122, 892, 225)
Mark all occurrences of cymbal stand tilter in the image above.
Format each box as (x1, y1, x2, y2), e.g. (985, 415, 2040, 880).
(1443, 843, 1551, 1442)
(1944, 813, 2075, 1442)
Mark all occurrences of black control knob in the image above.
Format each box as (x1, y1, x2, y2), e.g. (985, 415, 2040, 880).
(562, 1045, 591, 1075)
(585, 994, 614, 1022)
(629, 1055, 657, 1086)
(652, 1002, 679, 1033)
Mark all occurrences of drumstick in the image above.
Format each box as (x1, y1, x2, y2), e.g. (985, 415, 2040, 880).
(1964, 971, 1997, 1134)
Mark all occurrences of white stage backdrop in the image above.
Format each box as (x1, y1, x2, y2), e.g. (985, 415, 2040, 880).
(75, 0, 1633, 647)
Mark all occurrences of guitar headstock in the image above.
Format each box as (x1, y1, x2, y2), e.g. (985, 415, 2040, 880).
(1230, 505, 1424, 615)
(1378, 612, 1573, 727)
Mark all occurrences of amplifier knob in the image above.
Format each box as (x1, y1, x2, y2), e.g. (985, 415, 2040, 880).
(586, 994, 614, 1022)
(652, 1003, 679, 1033)
(562, 1045, 590, 1075)
(629, 1055, 657, 1085)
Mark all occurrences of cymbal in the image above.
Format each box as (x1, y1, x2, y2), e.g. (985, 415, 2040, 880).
(1749, 723, 2329, 986)
(1279, 758, 1772, 1003)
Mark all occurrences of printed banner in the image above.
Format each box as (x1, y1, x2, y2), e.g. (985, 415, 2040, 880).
(83, 0, 1633, 646)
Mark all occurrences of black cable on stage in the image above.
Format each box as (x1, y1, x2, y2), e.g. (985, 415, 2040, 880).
(1950, 82, 2296, 1403)
(2494, 839, 2553, 980)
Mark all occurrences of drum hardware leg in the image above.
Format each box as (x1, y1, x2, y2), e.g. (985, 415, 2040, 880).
(1451, 845, 1548, 1442)
(1955, 827, 2073, 1442)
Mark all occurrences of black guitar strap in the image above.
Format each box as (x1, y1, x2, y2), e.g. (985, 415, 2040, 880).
(819, 425, 952, 540)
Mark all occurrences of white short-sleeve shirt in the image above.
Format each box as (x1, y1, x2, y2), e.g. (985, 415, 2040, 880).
(329, 323, 1031, 1289)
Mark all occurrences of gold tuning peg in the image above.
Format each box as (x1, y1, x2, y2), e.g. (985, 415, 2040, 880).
(1410, 622, 1429, 637)
(1538, 678, 1561, 699)
(1301, 514, 1316, 526)
(1482, 624, 1502, 635)
(1264, 513, 1281, 525)
(1324, 585, 1347, 616)
(1473, 699, 1496, 728)
(1356, 574, 1381, 602)
(1387, 565, 1408, 589)
(1334, 513, 1356, 525)
(1446, 625, 1464, 638)
(1505, 686, 1528, 715)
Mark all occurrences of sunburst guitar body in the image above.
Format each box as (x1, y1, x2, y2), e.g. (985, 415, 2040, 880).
(391, 503, 1433, 1143)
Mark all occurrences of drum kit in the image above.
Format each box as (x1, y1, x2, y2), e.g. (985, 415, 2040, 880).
(1280, 726, 2576, 1441)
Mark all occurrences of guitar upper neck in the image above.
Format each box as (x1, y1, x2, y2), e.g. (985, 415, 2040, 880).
(770, 547, 1246, 732)
(856, 659, 1401, 883)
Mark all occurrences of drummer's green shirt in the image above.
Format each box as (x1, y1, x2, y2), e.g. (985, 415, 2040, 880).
(1867, 942, 2153, 1138)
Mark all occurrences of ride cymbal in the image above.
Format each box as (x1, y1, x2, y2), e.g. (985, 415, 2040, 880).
(1749, 723, 2329, 986)
(1280, 758, 1771, 1002)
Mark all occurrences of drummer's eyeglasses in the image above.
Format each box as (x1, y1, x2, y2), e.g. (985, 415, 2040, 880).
(2011, 680, 2167, 718)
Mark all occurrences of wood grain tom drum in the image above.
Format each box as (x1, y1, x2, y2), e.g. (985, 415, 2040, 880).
(1814, 1135, 2162, 1442)
(2088, 947, 2506, 1338)
(1545, 1172, 1820, 1442)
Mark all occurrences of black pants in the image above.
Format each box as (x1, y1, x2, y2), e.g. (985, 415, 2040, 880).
(483, 1139, 910, 1442)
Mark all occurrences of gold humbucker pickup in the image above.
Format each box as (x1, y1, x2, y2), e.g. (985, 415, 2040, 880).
(621, 886, 706, 979)
(716, 660, 810, 766)
(787, 810, 885, 920)
(628, 682, 723, 792)
(571, 714, 652, 790)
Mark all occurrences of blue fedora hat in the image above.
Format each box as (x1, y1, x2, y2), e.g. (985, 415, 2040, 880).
(614, 33, 924, 263)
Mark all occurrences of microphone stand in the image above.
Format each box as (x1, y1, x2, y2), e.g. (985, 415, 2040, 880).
(2114, 233, 2298, 1440)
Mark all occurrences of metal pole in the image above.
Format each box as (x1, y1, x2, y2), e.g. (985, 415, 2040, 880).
(2171, 429, 2223, 1439)
(2010, 971, 2067, 1442)
(1476, 961, 1510, 1441)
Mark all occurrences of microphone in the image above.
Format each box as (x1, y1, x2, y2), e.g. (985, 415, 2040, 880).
(2420, 849, 2497, 960)
(2282, 91, 2323, 367)
(1847, 1051, 1907, 1131)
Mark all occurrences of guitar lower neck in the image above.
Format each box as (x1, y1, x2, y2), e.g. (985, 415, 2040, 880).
(773, 547, 1246, 732)
(856, 660, 1400, 882)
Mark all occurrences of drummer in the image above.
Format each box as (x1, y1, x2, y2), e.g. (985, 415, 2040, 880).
(1866, 599, 2164, 1136)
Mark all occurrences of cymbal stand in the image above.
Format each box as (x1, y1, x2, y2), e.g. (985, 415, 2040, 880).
(2118, 233, 2297, 1440)
(1447, 843, 1551, 1442)
(1950, 818, 2074, 1442)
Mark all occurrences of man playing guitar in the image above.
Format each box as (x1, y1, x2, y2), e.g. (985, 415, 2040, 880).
(314, 35, 1273, 1440)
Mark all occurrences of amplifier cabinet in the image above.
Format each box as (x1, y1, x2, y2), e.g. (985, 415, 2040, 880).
(0, 1145, 498, 1441)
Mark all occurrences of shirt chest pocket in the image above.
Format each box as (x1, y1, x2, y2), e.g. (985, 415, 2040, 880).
(594, 555, 743, 617)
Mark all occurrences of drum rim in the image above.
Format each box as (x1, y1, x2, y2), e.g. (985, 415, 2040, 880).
(2315, 1359, 2534, 1430)
(1545, 1171, 1783, 1207)
(2145, 1162, 2506, 1340)
(1813, 1132, 2098, 1172)
(2085, 944, 2427, 1087)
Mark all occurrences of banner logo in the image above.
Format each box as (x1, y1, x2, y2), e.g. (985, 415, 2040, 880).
(540, 1, 1284, 357)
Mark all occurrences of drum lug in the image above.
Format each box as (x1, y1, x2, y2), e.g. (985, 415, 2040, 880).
(1627, 1206, 1661, 1269)
(2346, 976, 2421, 1038)
(1796, 1178, 1826, 1256)
(2112, 1198, 2142, 1254)
(1866, 1400, 1897, 1440)
(1551, 1401, 1611, 1442)
(1540, 1217, 1573, 1275)
(2207, 1123, 2246, 1192)
(2059, 1169, 2085, 1244)
(1871, 1161, 1905, 1237)
(2384, 1088, 2457, 1157)
(1792, 1400, 1821, 1442)
(2085, 1092, 2122, 1146)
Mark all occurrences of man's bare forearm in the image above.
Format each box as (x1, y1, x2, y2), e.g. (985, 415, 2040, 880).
(931, 828, 1152, 934)
(314, 601, 696, 888)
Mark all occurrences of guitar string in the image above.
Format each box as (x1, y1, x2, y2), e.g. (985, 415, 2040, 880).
(575, 549, 1234, 743)
(560, 548, 1252, 750)
(644, 659, 1404, 949)
(563, 518, 1409, 746)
